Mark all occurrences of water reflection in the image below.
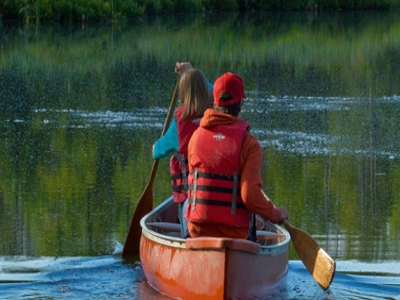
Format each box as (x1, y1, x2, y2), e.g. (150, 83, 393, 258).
(1, 10, 400, 299)
(248, 94, 400, 159)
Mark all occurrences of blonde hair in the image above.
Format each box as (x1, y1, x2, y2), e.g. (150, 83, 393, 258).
(178, 68, 213, 121)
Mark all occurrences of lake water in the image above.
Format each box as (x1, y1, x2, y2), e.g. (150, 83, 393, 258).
(1, 254, 400, 299)
(1, 11, 400, 299)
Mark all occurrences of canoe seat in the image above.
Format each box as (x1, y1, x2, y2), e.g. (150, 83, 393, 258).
(147, 222, 181, 231)
(146, 222, 181, 237)
(256, 230, 286, 239)
(256, 230, 286, 246)
(186, 237, 260, 254)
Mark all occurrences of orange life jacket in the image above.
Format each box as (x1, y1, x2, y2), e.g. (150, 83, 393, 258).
(185, 119, 250, 228)
(170, 106, 201, 203)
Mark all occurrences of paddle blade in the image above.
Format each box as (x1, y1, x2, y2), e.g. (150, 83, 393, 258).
(283, 220, 335, 290)
(122, 79, 179, 260)
(122, 177, 154, 259)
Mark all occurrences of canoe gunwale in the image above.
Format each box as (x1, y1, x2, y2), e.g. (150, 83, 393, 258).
(140, 196, 291, 256)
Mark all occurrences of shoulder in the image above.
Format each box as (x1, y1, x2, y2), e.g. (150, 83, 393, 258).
(175, 105, 185, 117)
(242, 132, 262, 154)
(237, 119, 250, 131)
(244, 131, 260, 145)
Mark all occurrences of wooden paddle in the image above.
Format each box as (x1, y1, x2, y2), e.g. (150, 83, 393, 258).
(282, 219, 336, 290)
(122, 79, 180, 259)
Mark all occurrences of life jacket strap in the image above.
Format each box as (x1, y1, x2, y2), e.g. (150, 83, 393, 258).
(179, 154, 188, 193)
(231, 171, 238, 215)
(188, 185, 238, 194)
(195, 172, 241, 181)
(192, 167, 198, 211)
(187, 198, 246, 210)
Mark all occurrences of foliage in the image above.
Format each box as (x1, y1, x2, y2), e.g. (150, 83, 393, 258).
(0, 0, 400, 22)
(202, 0, 238, 11)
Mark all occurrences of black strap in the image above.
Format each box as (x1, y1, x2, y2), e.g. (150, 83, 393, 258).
(250, 213, 257, 242)
(188, 185, 239, 194)
(172, 185, 184, 192)
(195, 172, 241, 181)
(180, 154, 188, 193)
(187, 198, 246, 210)
(171, 173, 182, 180)
(231, 171, 238, 215)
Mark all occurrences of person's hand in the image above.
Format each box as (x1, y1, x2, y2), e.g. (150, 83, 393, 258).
(277, 206, 289, 222)
(175, 62, 192, 77)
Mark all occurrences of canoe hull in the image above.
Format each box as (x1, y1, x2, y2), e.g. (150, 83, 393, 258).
(141, 233, 226, 299)
(139, 197, 290, 300)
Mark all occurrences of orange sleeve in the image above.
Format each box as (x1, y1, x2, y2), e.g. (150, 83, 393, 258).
(239, 132, 282, 223)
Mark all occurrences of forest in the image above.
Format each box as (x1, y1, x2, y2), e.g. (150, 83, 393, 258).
(1, 0, 399, 24)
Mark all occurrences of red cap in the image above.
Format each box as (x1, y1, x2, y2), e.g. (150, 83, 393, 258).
(213, 72, 246, 106)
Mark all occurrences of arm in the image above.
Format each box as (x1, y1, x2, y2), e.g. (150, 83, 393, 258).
(239, 133, 284, 223)
(175, 62, 192, 76)
(206, 79, 213, 92)
(152, 119, 179, 159)
(175, 62, 213, 92)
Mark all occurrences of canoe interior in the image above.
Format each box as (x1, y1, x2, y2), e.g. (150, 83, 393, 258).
(139, 196, 290, 300)
(142, 196, 288, 247)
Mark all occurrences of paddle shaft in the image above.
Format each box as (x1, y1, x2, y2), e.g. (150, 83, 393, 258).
(282, 219, 335, 290)
(122, 78, 180, 259)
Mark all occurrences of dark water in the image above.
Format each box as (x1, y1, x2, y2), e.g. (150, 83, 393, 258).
(1, 11, 400, 299)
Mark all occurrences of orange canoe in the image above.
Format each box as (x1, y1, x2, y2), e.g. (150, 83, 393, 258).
(139, 196, 290, 300)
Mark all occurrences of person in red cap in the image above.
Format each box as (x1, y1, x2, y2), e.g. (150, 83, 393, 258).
(184, 72, 289, 240)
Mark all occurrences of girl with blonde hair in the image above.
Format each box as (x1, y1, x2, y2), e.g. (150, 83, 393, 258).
(152, 63, 213, 238)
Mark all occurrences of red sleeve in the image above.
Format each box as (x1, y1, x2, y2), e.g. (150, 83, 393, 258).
(239, 132, 281, 223)
(187, 128, 198, 173)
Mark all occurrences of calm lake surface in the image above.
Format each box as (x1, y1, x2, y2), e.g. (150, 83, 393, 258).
(1, 11, 400, 299)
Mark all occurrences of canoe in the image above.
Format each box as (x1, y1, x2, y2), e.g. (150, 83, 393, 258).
(139, 196, 291, 300)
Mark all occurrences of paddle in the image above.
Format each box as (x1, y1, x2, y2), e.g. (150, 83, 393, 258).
(282, 219, 336, 290)
(122, 78, 180, 259)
